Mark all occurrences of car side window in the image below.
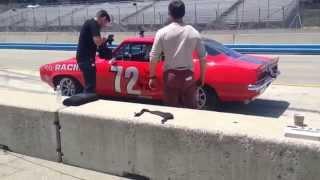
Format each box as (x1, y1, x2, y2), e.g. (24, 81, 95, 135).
(204, 43, 220, 56)
(114, 44, 130, 60)
(114, 43, 152, 62)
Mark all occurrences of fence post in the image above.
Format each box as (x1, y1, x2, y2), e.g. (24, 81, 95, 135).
(33, 8, 36, 27)
(45, 8, 48, 31)
(142, 13, 145, 25)
(216, 10, 218, 21)
(159, 12, 161, 25)
(117, 7, 121, 25)
(153, 5, 156, 25)
(241, 0, 245, 29)
(194, 2, 197, 25)
(297, 0, 302, 28)
(71, 11, 74, 29)
(86, 6, 89, 20)
(20, 12, 24, 31)
(258, 8, 261, 25)
(267, 0, 270, 19)
(20, 11, 23, 22)
(23, 12, 26, 31)
(267, 0, 270, 28)
(282, 6, 286, 28)
(236, 6, 239, 27)
(135, 5, 138, 28)
(10, 10, 13, 31)
(58, 6, 61, 31)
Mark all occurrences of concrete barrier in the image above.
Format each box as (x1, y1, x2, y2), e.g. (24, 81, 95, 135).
(0, 89, 61, 161)
(59, 100, 320, 180)
(0, 88, 319, 179)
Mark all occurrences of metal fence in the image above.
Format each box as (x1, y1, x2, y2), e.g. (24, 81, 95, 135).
(0, 0, 308, 32)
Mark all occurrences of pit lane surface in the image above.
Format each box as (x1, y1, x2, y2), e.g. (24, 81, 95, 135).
(0, 50, 319, 86)
(0, 49, 319, 121)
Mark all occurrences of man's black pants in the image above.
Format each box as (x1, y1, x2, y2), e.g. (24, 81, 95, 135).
(77, 59, 96, 93)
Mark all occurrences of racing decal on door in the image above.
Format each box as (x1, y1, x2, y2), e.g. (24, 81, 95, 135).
(110, 66, 141, 95)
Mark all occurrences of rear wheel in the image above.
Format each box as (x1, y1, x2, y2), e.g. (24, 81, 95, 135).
(196, 86, 219, 110)
(56, 77, 82, 96)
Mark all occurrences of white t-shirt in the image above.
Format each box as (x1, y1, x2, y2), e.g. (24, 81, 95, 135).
(150, 22, 207, 71)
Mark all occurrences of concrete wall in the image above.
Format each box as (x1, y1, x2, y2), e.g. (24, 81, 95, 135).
(0, 89, 61, 161)
(59, 100, 320, 180)
(1, 89, 320, 179)
(1, 30, 320, 44)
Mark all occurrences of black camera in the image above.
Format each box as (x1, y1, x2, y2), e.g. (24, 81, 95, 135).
(98, 34, 114, 60)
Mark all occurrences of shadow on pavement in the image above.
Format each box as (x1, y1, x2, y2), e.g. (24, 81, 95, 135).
(218, 99, 290, 118)
(102, 97, 290, 119)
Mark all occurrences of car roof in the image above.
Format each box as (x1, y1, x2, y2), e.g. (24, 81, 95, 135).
(122, 36, 155, 44)
(122, 36, 215, 44)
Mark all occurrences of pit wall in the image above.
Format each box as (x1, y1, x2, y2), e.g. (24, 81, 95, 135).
(0, 89, 319, 180)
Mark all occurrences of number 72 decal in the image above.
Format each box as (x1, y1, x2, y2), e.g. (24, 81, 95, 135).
(110, 65, 141, 95)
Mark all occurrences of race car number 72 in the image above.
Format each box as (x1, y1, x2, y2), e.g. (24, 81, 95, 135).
(110, 65, 141, 95)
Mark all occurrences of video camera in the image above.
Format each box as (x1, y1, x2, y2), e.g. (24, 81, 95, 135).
(98, 34, 114, 60)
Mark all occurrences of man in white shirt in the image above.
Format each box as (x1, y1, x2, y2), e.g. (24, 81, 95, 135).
(149, 0, 207, 108)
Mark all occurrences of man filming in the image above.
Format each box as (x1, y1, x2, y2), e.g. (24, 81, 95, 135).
(76, 10, 111, 93)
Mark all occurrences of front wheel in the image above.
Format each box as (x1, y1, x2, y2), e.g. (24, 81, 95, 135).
(57, 77, 82, 96)
(196, 86, 219, 110)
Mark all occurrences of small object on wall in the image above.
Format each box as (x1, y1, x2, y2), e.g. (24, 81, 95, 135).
(294, 113, 305, 127)
(134, 109, 174, 124)
(284, 126, 320, 141)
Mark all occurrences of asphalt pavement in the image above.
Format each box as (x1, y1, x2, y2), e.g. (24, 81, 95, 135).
(0, 50, 319, 86)
(0, 50, 319, 116)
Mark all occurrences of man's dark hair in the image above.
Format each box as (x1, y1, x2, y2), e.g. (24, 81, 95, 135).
(96, 10, 111, 22)
(168, 0, 185, 19)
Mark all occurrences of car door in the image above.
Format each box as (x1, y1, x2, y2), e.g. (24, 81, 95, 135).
(95, 42, 132, 96)
(95, 56, 116, 96)
(107, 42, 163, 99)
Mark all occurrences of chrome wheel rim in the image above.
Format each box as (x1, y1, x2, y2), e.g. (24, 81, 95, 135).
(196, 87, 207, 109)
(59, 78, 76, 96)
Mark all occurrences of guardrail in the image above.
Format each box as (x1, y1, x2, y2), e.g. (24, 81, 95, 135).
(1, 43, 320, 54)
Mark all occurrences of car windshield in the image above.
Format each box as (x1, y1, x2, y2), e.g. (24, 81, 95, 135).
(203, 39, 242, 58)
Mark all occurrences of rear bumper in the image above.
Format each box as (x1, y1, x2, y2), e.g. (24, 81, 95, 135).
(248, 71, 280, 92)
(248, 77, 274, 92)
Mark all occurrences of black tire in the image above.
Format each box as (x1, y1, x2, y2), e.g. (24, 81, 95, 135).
(196, 86, 220, 110)
(55, 77, 82, 96)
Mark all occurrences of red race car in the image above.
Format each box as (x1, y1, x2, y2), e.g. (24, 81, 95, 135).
(40, 36, 280, 109)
